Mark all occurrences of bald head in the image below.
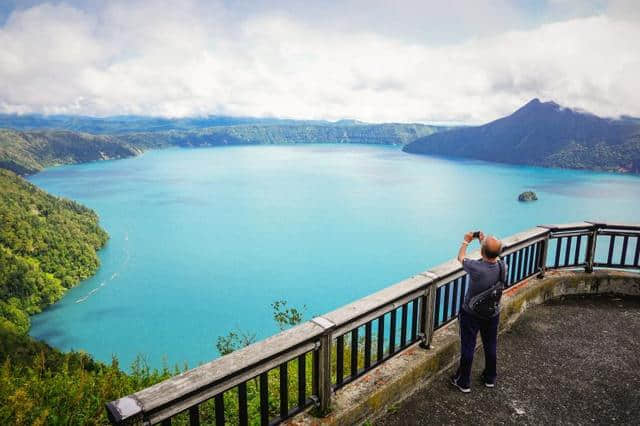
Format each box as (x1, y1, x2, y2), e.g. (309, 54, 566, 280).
(481, 235, 503, 260)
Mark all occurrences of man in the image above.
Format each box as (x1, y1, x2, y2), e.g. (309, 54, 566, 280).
(451, 231, 506, 393)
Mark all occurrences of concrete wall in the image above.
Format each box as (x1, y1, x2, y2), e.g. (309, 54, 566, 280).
(285, 270, 640, 426)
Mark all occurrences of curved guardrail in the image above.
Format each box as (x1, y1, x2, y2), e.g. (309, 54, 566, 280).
(105, 221, 640, 425)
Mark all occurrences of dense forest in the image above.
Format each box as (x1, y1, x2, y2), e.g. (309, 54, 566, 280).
(0, 169, 108, 333)
(404, 99, 640, 174)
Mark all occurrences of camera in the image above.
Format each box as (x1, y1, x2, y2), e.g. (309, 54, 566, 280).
(472, 231, 481, 238)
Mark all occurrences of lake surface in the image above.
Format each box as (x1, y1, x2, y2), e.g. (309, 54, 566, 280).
(28, 144, 640, 369)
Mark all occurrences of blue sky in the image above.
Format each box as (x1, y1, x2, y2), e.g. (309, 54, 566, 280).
(0, 1, 638, 123)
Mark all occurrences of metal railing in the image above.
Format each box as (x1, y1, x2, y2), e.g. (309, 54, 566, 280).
(106, 221, 640, 425)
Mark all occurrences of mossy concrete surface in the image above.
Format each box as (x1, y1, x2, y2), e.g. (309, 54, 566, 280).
(284, 270, 640, 426)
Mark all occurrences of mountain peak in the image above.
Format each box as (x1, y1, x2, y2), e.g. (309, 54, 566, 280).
(404, 96, 640, 174)
(513, 98, 564, 117)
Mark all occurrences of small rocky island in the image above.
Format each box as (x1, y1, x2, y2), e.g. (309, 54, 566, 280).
(518, 191, 538, 202)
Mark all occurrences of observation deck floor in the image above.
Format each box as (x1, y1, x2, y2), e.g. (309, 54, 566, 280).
(378, 294, 640, 425)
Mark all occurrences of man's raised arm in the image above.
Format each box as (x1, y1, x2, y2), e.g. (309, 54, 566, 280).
(457, 231, 485, 263)
(458, 232, 474, 263)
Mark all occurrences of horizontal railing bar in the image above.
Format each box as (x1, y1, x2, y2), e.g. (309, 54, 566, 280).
(548, 231, 593, 239)
(597, 230, 640, 237)
(145, 343, 317, 424)
(108, 321, 323, 424)
(539, 222, 594, 232)
(501, 235, 548, 256)
(427, 258, 468, 283)
(436, 275, 462, 295)
(435, 270, 466, 288)
(593, 263, 640, 269)
(548, 263, 588, 269)
(331, 288, 427, 337)
(323, 274, 433, 335)
(495, 226, 550, 251)
(586, 221, 640, 231)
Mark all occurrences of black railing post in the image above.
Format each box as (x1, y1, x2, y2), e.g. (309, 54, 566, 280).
(537, 233, 550, 278)
(311, 316, 335, 416)
(419, 279, 437, 349)
(585, 224, 598, 273)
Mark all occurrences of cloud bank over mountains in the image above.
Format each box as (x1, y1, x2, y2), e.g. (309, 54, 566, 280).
(0, 0, 639, 124)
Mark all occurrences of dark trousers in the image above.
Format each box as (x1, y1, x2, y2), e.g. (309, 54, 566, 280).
(455, 308, 500, 387)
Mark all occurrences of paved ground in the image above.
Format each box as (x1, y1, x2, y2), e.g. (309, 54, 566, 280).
(377, 294, 640, 425)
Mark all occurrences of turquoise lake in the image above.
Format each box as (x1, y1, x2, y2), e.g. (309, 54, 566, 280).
(28, 144, 640, 370)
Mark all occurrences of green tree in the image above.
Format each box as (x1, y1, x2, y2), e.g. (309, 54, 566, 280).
(215, 329, 257, 356)
(271, 299, 306, 331)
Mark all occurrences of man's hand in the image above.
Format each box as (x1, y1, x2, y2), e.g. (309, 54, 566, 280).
(464, 232, 473, 243)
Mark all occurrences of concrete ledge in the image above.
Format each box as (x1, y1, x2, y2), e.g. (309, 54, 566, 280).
(285, 269, 640, 426)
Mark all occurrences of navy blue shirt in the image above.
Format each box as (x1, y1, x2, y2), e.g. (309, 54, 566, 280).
(461, 258, 507, 316)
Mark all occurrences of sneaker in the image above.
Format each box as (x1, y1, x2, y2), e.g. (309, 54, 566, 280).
(450, 375, 471, 393)
(481, 373, 495, 388)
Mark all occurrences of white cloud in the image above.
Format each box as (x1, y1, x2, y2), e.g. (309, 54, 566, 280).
(0, 0, 638, 123)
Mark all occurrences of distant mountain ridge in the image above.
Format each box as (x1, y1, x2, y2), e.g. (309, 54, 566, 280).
(404, 99, 640, 173)
(0, 121, 445, 175)
(0, 113, 315, 133)
(0, 113, 430, 134)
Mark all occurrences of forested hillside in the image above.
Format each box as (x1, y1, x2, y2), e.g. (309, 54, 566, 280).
(404, 99, 640, 173)
(0, 169, 108, 333)
(121, 122, 439, 147)
(0, 129, 141, 175)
